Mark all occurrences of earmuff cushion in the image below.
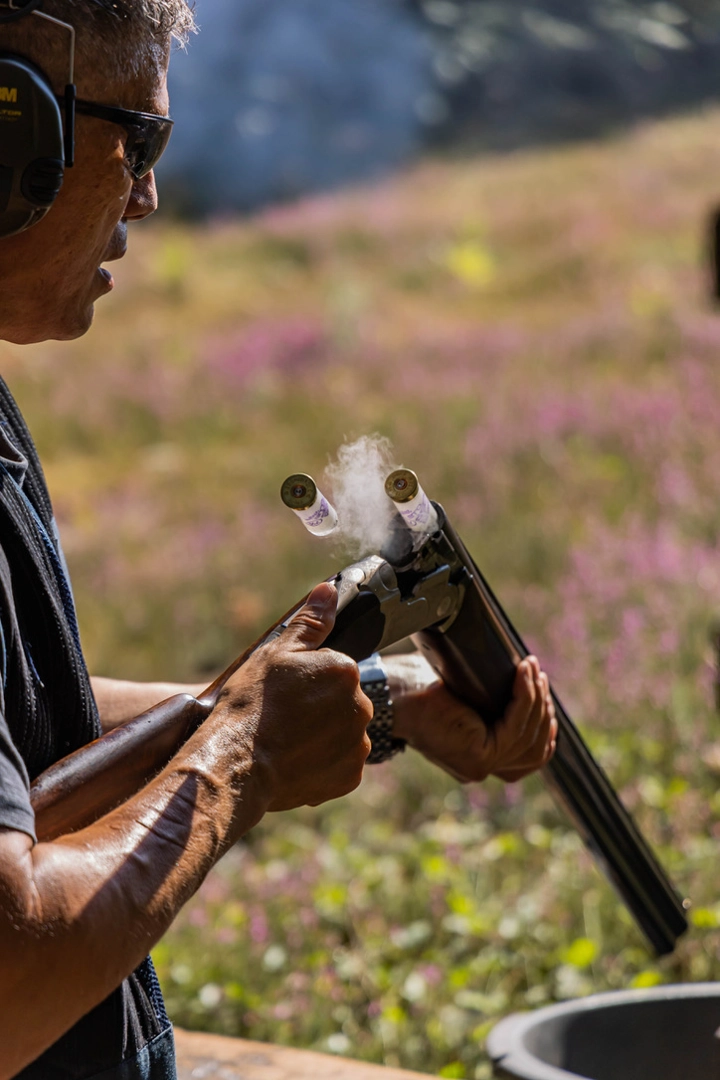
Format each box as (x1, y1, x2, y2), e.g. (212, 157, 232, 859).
(0, 54, 64, 237)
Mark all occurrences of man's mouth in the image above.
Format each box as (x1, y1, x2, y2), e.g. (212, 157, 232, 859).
(103, 244, 127, 263)
(97, 243, 126, 291)
(102, 222, 128, 265)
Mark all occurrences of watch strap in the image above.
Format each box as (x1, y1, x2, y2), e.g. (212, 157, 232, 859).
(359, 653, 406, 764)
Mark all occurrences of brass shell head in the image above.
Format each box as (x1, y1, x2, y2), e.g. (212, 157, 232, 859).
(385, 468, 419, 504)
(281, 473, 318, 510)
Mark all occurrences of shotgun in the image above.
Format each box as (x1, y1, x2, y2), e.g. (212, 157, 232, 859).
(30, 489, 688, 957)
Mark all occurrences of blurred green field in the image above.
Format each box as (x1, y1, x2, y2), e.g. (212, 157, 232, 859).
(5, 107, 720, 1078)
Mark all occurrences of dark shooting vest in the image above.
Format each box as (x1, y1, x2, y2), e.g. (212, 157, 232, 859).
(0, 378, 176, 1080)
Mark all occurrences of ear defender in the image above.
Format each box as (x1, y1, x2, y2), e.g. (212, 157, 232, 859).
(0, 54, 65, 238)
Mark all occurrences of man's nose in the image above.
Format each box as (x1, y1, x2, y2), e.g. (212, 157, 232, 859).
(123, 171, 158, 222)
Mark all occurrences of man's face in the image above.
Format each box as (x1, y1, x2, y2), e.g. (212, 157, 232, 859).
(0, 38, 170, 344)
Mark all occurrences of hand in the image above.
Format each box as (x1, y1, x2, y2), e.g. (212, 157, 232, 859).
(213, 582, 372, 812)
(387, 652, 557, 783)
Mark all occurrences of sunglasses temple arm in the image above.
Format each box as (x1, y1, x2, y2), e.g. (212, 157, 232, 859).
(63, 83, 76, 168)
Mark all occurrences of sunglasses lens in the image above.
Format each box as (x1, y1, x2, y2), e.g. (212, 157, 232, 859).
(125, 120, 173, 179)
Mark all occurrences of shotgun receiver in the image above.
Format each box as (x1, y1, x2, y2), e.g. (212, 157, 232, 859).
(30, 503, 688, 956)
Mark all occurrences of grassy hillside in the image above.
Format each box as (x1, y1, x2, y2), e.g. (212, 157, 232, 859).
(4, 108, 720, 1078)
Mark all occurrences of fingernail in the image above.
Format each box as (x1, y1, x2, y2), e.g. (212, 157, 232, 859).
(309, 582, 337, 614)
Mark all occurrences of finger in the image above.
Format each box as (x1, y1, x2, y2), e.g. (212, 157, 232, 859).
(510, 667, 551, 762)
(544, 701, 559, 764)
(492, 658, 537, 762)
(356, 684, 375, 727)
(549, 711, 558, 744)
(491, 665, 550, 768)
(282, 582, 338, 651)
(534, 676, 557, 760)
(495, 674, 556, 778)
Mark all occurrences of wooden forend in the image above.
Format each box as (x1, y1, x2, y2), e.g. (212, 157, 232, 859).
(174, 1028, 435, 1079)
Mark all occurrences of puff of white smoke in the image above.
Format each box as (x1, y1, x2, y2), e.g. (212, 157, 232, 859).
(323, 434, 400, 559)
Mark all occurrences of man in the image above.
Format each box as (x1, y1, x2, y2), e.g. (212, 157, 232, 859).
(0, 2, 557, 1077)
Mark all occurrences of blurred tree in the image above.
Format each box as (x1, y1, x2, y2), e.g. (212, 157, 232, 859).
(401, 0, 720, 147)
(159, 0, 720, 216)
(160, 0, 433, 216)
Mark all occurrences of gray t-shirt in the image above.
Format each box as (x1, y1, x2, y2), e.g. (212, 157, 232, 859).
(0, 700, 35, 839)
(0, 705, 35, 840)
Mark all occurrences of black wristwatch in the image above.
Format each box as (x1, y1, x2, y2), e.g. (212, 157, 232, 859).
(359, 652, 406, 764)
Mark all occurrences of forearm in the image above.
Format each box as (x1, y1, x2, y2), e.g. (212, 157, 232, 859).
(3, 583, 369, 1075)
(91, 675, 208, 732)
(0, 701, 268, 1078)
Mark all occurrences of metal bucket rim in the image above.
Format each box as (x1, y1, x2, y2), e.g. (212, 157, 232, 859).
(486, 982, 720, 1080)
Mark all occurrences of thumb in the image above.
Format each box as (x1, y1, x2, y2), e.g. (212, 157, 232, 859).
(283, 581, 338, 650)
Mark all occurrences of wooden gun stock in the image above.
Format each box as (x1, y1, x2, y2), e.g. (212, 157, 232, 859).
(31, 693, 207, 842)
(30, 596, 308, 843)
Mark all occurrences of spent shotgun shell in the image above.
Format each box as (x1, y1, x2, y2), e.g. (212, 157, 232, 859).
(281, 473, 339, 537)
(384, 468, 438, 536)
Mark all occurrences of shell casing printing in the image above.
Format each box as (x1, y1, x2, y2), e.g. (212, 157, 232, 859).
(384, 468, 438, 535)
(281, 473, 339, 537)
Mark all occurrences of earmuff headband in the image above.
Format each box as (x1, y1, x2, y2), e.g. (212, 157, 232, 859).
(0, 1, 45, 25)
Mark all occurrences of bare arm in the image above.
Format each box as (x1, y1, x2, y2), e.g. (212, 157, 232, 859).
(1, 713, 265, 1077)
(0, 584, 371, 1078)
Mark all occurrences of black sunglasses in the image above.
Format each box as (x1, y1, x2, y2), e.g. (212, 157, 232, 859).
(66, 98, 174, 179)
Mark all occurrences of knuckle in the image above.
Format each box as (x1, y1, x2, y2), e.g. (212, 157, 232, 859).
(338, 657, 361, 689)
(338, 761, 366, 797)
(320, 649, 359, 684)
(297, 612, 328, 637)
(346, 767, 364, 795)
(466, 761, 490, 783)
(357, 689, 374, 724)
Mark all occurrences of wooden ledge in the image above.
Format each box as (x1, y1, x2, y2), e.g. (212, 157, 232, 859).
(174, 1027, 435, 1079)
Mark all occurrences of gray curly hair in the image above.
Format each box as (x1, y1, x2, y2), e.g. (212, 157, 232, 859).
(0, 0, 196, 89)
(61, 0, 196, 43)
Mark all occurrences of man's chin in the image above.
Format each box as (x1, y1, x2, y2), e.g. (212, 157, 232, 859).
(54, 306, 96, 342)
(70, 296, 99, 336)
(2, 304, 96, 345)
(37, 269, 114, 341)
